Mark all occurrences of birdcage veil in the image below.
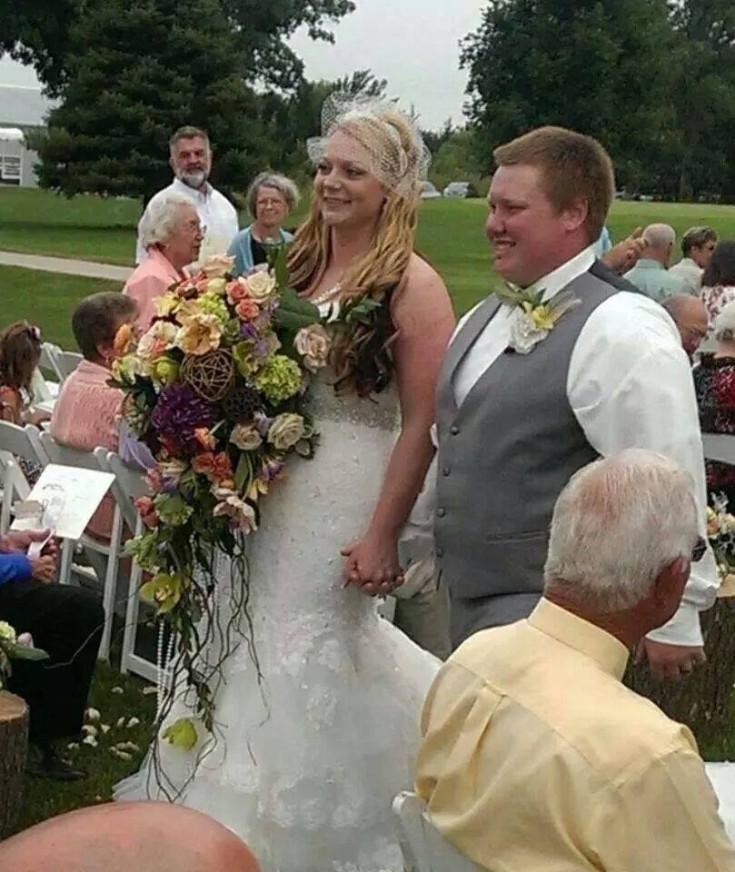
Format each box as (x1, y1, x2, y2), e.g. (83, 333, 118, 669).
(306, 91, 432, 200)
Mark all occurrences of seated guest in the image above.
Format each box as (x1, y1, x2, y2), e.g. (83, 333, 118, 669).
(0, 321, 49, 428)
(670, 225, 718, 294)
(624, 223, 688, 301)
(701, 240, 735, 323)
(662, 294, 709, 358)
(0, 529, 103, 780)
(124, 191, 203, 329)
(0, 802, 260, 872)
(695, 300, 735, 506)
(416, 449, 735, 870)
(0, 321, 50, 484)
(227, 172, 299, 276)
(50, 293, 153, 542)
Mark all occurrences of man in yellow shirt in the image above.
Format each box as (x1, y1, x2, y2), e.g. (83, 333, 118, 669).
(416, 449, 735, 870)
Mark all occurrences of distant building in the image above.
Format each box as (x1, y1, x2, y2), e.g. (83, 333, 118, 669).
(0, 84, 56, 187)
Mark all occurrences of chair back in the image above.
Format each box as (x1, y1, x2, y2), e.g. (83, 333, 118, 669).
(96, 449, 148, 531)
(392, 792, 485, 872)
(702, 433, 735, 466)
(39, 342, 63, 381)
(55, 351, 83, 380)
(0, 421, 49, 468)
(38, 430, 102, 473)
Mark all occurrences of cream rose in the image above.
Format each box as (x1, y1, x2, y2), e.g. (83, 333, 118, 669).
(294, 323, 331, 373)
(243, 270, 277, 303)
(174, 314, 223, 355)
(153, 293, 180, 318)
(200, 254, 235, 279)
(267, 413, 305, 451)
(230, 423, 263, 451)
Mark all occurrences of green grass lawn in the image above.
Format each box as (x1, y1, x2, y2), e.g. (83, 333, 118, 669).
(2, 187, 735, 332)
(13, 661, 155, 835)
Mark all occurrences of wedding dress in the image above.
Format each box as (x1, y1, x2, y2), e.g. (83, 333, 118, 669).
(115, 373, 441, 872)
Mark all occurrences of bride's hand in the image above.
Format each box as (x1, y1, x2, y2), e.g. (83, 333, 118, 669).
(340, 535, 404, 597)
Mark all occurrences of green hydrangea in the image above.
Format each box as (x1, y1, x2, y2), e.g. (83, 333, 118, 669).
(198, 292, 230, 325)
(253, 355, 302, 404)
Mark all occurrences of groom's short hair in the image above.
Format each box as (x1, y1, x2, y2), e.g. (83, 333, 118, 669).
(493, 126, 614, 244)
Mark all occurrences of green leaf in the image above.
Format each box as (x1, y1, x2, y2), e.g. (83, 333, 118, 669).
(8, 645, 49, 662)
(234, 452, 254, 492)
(274, 286, 321, 334)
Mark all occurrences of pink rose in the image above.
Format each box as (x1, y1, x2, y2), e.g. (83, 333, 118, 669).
(226, 279, 251, 305)
(235, 298, 260, 322)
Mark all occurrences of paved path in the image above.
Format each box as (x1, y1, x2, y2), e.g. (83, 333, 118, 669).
(0, 250, 132, 282)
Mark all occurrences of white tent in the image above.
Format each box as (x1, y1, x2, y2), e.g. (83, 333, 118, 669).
(0, 127, 26, 184)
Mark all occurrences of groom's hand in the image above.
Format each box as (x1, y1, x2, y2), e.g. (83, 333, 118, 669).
(638, 638, 706, 681)
(341, 537, 404, 597)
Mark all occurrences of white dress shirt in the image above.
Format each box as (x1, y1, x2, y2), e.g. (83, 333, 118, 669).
(451, 246, 717, 647)
(135, 177, 239, 265)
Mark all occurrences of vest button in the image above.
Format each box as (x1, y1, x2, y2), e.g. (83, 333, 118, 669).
(436, 547, 444, 558)
(442, 466, 450, 476)
(450, 425, 460, 435)
(437, 507, 446, 518)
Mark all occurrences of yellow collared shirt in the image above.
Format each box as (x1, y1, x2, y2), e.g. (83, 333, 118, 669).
(416, 598, 735, 870)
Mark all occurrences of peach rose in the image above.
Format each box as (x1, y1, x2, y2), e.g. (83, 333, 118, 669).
(294, 323, 331, 373)
(235, 297, 260, 322)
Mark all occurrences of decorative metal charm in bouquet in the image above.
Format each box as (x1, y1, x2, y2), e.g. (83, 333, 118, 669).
(110, 247, 329, 782)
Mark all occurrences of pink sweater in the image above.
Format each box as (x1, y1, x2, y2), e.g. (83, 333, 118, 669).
(50, 359, 122, 541)
(123, 247, 183, 330)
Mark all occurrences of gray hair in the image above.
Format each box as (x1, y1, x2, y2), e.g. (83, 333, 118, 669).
(643, 223, 676, 252)
(139, 192, 196, 250)
(246, 172, 300, 218)
(169, 126, 210, 153)
(682, 225, 717, 257)
(714, 299, 735, 343)
(544, 449, 698, 612)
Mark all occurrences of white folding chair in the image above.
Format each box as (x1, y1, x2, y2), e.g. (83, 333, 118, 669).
(702, 433, 735, 466)
(0, 421, 49, 534)
(97, 449, 158, 683)
(39, 342, 64, 382)
(38, 431, 120, 662)
(393, 792, 485, 872)
(54, 350, 83, 380)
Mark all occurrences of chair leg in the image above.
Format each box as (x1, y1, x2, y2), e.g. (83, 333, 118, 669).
(59, 539, 74, 585)
(98, 508, 123, 662)
(121, 539, 143, 675)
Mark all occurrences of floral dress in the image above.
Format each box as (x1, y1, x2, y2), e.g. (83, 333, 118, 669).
(701, 285, 735, 324)
(694, 353, 735, 506)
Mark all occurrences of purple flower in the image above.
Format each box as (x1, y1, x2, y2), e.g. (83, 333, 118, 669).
(150, 384, 218, 451)
(239, 322, 258, 340)
(263, 459, 284, 482)
(160, 477, 179, 494)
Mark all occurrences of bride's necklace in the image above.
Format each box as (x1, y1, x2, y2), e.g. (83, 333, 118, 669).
(310, 282, 342, 306)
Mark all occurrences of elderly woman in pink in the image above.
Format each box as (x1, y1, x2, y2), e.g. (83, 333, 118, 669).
(124, 191, 204, 329)
(50, 292, 152, 542)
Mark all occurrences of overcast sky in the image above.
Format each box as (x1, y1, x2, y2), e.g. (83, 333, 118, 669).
(0, 1, 486, 130)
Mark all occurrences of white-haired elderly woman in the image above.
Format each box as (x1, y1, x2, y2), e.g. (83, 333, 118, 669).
(227, 171, 299, 276)
(123, 191, 203, 329)
(695, 299, 735, 506)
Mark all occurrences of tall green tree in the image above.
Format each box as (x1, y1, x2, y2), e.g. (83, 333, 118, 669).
(1, 0, 354, 97)
(461, 0, 676, 186)
(31, 0, 268, 201)
(667, 0, 735, 198)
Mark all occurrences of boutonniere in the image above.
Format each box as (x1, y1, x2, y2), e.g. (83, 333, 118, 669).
(496, 285, 581, 355)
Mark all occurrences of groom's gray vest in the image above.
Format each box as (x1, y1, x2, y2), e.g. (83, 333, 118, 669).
(435, 261, 627, 645)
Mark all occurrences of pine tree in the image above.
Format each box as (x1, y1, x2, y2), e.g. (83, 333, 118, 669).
(33, 0, 268, 201)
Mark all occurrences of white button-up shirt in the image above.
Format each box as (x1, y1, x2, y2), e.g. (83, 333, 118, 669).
(451, 246, 717, 647)
(135, 177, 239, 265)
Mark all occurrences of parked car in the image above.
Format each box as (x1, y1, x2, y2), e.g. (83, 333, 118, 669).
(420, 180, 441, 200)
(442, 181, 479, 199)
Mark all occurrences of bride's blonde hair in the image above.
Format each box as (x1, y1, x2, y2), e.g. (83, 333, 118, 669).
(288, 109, 425, 395)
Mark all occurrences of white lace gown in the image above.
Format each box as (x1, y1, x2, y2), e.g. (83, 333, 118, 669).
(115, 377, 440, 872)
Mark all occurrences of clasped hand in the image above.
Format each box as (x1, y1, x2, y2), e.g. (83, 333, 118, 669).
(1, 529, 58, 584)
(341, 534, 404, 597)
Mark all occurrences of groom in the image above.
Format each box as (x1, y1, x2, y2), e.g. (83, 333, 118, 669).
(434, 126, 717, 680)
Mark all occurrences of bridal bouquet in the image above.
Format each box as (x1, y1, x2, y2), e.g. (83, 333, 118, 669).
(111, 249, 329, 736)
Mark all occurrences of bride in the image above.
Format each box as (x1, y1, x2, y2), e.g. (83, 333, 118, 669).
(116, 94, 456, 872)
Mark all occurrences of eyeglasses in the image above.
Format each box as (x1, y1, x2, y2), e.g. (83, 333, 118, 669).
(691, 536, 707, 563)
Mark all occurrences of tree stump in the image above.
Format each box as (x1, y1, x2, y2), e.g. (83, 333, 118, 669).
(626, 584, 735, 746)
(0, 691, 29, 839)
